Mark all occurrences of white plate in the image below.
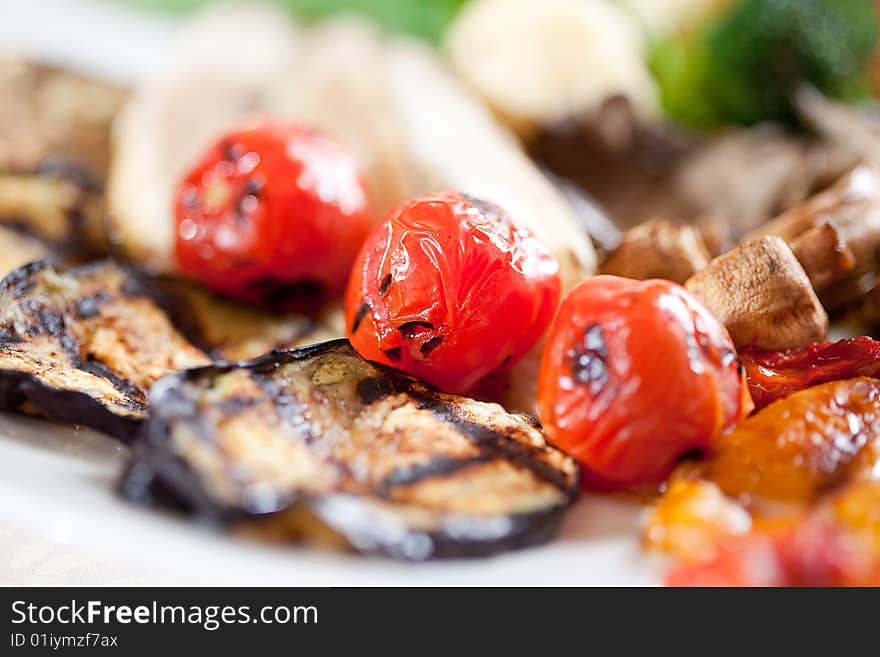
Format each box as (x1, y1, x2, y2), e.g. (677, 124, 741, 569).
(0, 0, 660, 586)
(0, 413, 659, 585)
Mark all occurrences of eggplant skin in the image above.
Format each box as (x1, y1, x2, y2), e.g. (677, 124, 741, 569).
(0, 259, 209, 440)
(121, 339, 580, 559)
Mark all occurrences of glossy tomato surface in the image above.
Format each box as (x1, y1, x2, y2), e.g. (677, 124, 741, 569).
(346, 191, 560, 395)
(741, 337, 880, 410)
(537, 276, 752, 490)
(175, 122, 371, 310)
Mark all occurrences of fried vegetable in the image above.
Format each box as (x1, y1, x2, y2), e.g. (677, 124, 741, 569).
(828, 480, 880, 554)
(702, 378, 880, 508)
(654, 385, 880, 585)
(0, 260, 209, 439)
(346, 191, 560, 397)
(747, 165, 880, 277)
(652, 368, 880, 585)
(107, 4, 301, 271)
(651, 0, 879, 128)
(741, 337, 880, 410)
(173, 122, 372, 310)
(121, 339, 579, 559)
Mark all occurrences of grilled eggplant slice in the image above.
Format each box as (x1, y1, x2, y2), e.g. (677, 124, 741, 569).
(121, 339, 579, 559)
(0, 260, 209, 439)
(0, 259, 343, 438)
(0, 58, 126, 260)
(0, 166, 108, 260)
(149, 278, 339, 362)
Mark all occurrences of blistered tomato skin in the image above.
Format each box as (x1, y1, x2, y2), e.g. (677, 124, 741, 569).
(346, 191, 561, 395)
(174, 122, 371, 310)
(537, 276, 753, 490)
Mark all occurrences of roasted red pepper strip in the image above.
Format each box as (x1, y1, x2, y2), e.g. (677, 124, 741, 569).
(741, 336, 880, 410)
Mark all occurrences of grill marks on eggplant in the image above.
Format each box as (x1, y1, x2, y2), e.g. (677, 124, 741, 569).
(122, 339, 579, 559)
(0, 59, 578, 560)
(0, 259, 342, 439)
(0, 260, 210, 439)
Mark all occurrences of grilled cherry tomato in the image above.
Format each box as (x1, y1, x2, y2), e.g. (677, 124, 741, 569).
(174, 122, 371, 310)
(537, 276, 752, 490)
(345, 191, 560, 395)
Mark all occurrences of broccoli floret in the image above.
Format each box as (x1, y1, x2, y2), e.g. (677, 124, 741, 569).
(651, 0, 879, 128)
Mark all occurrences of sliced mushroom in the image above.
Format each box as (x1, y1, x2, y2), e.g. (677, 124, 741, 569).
(744, 164, 880, 312)
(695, 215, 736, 257)
(750, 163, 880, 313)
(789, 221, 856, 291)
(746, 164, 880, 272)
(531, 96, 692, 231)
(599, 218, 710, 284)
(684, 236, 828, 350)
